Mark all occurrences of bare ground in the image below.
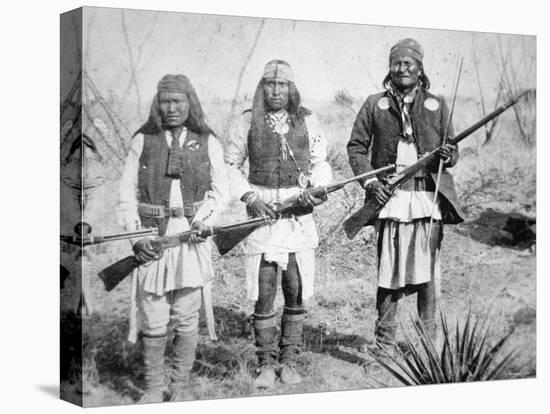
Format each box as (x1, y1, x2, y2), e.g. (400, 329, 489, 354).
(60, 102, 536, 406)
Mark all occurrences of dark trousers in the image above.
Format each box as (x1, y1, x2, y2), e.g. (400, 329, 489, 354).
(375, 281, 437, 346)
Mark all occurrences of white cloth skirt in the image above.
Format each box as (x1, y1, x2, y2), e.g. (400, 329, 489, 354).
(242, 184, 319, 301)
(376, 219, 442, 290)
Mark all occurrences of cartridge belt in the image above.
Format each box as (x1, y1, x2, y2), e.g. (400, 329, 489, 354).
(138, 201, 204, 219)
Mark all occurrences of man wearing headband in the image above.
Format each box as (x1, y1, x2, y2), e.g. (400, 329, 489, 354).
(117, 74, 228, 403)
(225, 60, 332, 388)
(347, 39, 465, 354)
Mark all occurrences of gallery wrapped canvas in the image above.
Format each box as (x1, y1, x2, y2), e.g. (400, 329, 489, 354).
(60, 6, 536, 407)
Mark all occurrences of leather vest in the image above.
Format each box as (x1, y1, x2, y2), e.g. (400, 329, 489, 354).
(247, 116, 310, 188)
(137, 129, 211, 235)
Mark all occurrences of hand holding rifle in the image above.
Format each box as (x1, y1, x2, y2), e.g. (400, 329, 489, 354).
(298, 186, 328, 207)
(436, 143, 457, 165)
(241, 191, 277, 219)
(366, 181, 392, 205)
(133, 238, 162, 263)
(189, 220, 208, 243)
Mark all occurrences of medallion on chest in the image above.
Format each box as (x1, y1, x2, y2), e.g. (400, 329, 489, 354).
(377, 97, 390, 110)
(186, 139, 201, 151)
(424, 98, 440, 111)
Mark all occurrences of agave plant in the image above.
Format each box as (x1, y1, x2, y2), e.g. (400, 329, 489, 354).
(371, 310, 518, 384)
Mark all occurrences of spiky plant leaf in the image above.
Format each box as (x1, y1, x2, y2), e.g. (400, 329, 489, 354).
(484, 349, 520, 381)
(411, 319, 445, 383)
(368, 349, 417, 386)
(370, 310, 519, 385)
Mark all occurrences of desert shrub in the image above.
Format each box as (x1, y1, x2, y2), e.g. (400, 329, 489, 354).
(371, 310, 518, 384)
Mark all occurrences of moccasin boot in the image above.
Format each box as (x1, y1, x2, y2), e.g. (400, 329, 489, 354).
(279, 363, 302, 385)
(138, 335, 167, 404)
(254, 365, 277, 389)
(279, 307, 305, 385)
(168, 329, 198, 401)
(253, 312, 278, 389)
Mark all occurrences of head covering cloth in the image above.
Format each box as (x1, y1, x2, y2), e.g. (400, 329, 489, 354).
(389, 38, 424, 64)
(262, 60, 295, 83)
(157, 74, 194, 94)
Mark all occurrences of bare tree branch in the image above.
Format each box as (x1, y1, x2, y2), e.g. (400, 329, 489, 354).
(121, 13, 159, 101)
(497, 36, 530, 143)
(120, 10, 143, 121)
(84, 71, 132, 158)
(223, 19, 266, 140)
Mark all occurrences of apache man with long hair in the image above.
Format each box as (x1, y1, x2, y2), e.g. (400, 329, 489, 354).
(347, 39, 465, 352)
(225, 60, 332, 388)
(117, 74, 228, 402)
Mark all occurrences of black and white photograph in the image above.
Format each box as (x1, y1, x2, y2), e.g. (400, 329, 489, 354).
(57, 4, 539, 408)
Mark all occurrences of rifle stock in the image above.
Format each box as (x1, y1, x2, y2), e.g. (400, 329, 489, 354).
(98, 219, 267, 291)
(97, 228, 207, 291)
(342, 90, 529, 239)
(98, 255, 141, 292)
(343, 198, 382, 240)
(213, 225, 258, 255)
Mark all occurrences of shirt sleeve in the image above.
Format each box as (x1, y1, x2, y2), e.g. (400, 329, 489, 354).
(305, 114, 333, 187)
(347, 97, 376, 187)
(224, 113, 253, 199)
(117, 135, 143, 232)
(193, 135, 230, 226)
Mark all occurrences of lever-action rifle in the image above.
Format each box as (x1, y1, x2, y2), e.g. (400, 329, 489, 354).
(213, 163, 395, 255)
(98, 164, 395, 292)
(343, 90, 529, 240)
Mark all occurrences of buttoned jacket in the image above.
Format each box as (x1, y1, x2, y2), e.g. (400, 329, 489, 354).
(347, 88, 465, 224)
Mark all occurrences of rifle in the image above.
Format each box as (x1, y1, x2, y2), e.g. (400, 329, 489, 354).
(60, 227, 158, 246)
(98, 164, 395, 292)
(212, 163, 395, 255)
(343, 90, 529, 240)
(98, 217, 274, 291)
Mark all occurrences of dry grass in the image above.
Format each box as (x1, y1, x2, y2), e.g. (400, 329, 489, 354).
(61, 96, 536, 406)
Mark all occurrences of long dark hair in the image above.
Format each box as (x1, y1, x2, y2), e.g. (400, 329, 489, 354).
(382, 60, 431, 91)
(134, 82, 215, 137)
(249, 78, 311, 139)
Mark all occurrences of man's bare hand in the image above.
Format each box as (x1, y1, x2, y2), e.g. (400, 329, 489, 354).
(366, 181, 392, 205)
(437, 143, 456, 164)
(189, 220, 208, 243)
(133, 238, 161, 263)
(245, 197, 276, 219)
(299, 189, 327, 207)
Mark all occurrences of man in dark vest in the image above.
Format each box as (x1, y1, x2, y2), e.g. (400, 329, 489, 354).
(347, 39, 465, 352)
(117, 74, 228, 403)
(225, 60, 332, 388)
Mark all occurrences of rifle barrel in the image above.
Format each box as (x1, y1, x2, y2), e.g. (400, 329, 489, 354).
(326, 164, 395, 191)
(450, 90, 529, 146)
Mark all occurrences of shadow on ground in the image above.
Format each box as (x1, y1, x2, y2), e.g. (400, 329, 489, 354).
(456, 208, 535, 249)
(36, 384, 59, 399)
(80, 304, 378, 403)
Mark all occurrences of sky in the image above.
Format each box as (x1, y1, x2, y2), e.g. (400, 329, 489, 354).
(71, 6, 535, 110)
